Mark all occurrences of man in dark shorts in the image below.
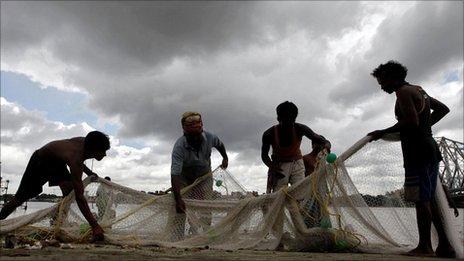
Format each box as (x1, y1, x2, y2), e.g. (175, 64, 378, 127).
(368, 61, 454, 258)
(0, 131, 110, 241)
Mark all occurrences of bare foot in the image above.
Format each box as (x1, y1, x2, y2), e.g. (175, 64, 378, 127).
(403, 247, 435, 257)
(436, 245, 456, 258)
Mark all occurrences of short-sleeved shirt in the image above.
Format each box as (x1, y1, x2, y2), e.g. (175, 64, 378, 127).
(170, 131, 223, 181)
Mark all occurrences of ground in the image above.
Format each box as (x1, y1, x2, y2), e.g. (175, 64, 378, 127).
(0, 244, 457, 261)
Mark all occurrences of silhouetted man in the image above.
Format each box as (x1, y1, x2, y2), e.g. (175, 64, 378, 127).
(0, 131, 110, 241)
(262, 101, 330, 193)
(368, 61, 453, 258)
(261, 101, 330, 241)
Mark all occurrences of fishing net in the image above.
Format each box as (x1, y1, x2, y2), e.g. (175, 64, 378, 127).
(1, 135, 462, 257)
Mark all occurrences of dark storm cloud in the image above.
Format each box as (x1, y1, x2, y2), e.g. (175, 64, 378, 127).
(2, 1, 363, 74)
(1, 4, 356, 175)
(1, 1, 462, 178)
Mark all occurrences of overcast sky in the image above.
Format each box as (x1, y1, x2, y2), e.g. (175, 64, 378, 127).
(1, 1, 463, 196)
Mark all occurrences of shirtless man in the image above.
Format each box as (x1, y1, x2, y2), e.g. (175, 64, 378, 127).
(261, 101, 330, 193)
(261, 101, 330, 239)
(0, 131, 110, 241)
(367, 61, 454, 258)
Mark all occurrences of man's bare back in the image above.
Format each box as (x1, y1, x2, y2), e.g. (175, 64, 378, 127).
(38, 137, 86, 166)
(395, 84, 426, 119)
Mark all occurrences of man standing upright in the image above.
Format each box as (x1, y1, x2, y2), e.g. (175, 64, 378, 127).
(168, 111, 228, 239)
(261, 101, 330, 193)
(368, 61, 454, 258)
(171, 111, 228, 213)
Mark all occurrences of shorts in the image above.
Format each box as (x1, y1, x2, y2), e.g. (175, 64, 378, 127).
(15, 151, 72, 202)
(403, 162, 439, 202)
(273, 159, 306, 192)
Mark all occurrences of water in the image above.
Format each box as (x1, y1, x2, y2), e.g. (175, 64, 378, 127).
(7, 201, 56, 219)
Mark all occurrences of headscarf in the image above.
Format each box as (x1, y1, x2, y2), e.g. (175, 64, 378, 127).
(181, 111, 203, 134)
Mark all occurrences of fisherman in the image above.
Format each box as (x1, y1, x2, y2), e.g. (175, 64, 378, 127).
(261, 101, 330, 193)
(261, 101, 330, 240)
(0, 131, 110, 241)
(368, 61, 454, 258)
(169, 111, 228, 238)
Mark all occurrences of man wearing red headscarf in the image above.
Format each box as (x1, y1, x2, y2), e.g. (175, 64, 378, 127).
(168, 112, 228, 238)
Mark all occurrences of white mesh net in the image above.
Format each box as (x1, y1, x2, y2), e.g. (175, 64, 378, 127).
(1, 136, 463, 257)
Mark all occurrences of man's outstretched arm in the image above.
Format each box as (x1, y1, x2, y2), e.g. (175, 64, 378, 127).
(83, 164, 99, 177)
(261, 133, 277, 194)
(300, 124, 331, 151)
(369, 88, 418, 140)
(171, 175, 186, 213)
(261, 132, 273, 169)
(215, 142, 229, 169)
(82, 164, 99, 182)
(69, 163, 104, 240)
(171, 147, 186, 213)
